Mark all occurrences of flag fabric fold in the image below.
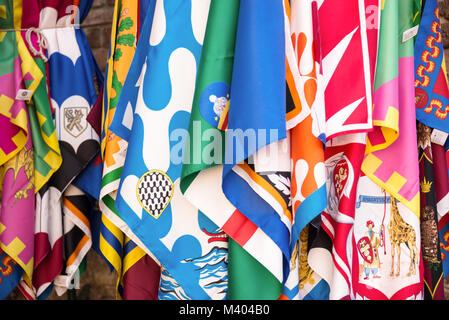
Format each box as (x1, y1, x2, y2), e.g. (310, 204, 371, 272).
(415, 0, 449, 134)
(1, 0, 449, 302)
(417, 122, 445, 300)
(220, 0, 288, 299)
(99, 0, 161, 300)
(110, 0, 229, 300)
(353, 0, 424, 300)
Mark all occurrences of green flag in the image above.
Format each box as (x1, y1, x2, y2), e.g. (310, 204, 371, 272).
(179, 0, 282, 300)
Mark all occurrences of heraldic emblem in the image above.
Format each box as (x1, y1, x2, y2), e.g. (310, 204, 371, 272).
(137, 170, 174, 219)
(63, 106, 88, 137)
(199, 81, 230, 131)
(357, 236, 374, 264)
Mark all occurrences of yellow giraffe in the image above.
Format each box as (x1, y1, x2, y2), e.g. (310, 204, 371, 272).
(388, 195, 418, 277)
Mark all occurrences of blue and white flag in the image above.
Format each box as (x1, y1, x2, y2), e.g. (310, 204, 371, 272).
(110, 0, 228, 300)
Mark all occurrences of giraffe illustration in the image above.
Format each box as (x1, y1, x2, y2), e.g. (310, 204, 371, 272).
(388, 195, 418, 277)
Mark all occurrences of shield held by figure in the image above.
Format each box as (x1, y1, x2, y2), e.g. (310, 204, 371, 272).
(357, 236, 374, 264)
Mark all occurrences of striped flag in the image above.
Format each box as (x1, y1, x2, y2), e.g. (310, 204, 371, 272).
(179, 0, 291, 300)
(99, 0, 161, 299)
(219, 0, 288, 299)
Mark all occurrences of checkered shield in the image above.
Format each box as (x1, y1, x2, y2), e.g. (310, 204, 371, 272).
(137, 170, 174, 219)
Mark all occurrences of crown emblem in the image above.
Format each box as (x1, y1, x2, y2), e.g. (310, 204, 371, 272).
(420, 177, 433, 193)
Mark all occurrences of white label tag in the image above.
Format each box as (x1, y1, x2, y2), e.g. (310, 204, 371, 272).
(402, 25, 419, 42)
(15, 89, 33, 101)
(431, 128, 448, 146)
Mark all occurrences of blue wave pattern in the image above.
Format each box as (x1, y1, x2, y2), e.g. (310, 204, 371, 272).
(159, 247, 228, 300)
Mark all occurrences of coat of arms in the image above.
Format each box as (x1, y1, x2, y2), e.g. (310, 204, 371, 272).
(64, 107, 88, 137)
(333, 159, 349, 199)
(357, 236, 374, 264)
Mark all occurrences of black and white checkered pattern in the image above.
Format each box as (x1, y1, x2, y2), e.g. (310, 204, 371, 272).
(137, 171, 173, 218)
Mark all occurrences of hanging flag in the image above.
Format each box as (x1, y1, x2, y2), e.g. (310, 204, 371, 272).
(0, 0, 42, 297)
(319, 133, 368, 300)
(33, 0, 103, 296)
(298, 222, 331, 300)
(179, 0, 283, 301)
(415, 0, 449, 133)
(99, 0, 161, 300)
(10, 0, 65, 299)
(318, 0, 373, 139)
(353, 178, 423, 299)
(353, 0, 424, 300)
(416, 122, 445, 299)
(434, 141, 449, 278)
(120, 237, 161, 300)
(362, 0, 421, 216)
(21, 0, 62, 194)
(289, 0, 327, 268)
(219, 0, 288, 300)
(111, 0, 228, 300)
(0, 131, 35, 296)
(97, 0, 132, 299)
(102, 0, 157, 260)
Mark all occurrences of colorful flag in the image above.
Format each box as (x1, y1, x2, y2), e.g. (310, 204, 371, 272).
(33, 0, 103, 296)
(177, 0, 282, 301)
(0, 130, 35, 295)
(0, 0, 41, 297)
(120, 237, 161, 300)
(289, 0, 326, 268)
(435, 141, 449, 278)
(101, 0, 157, 258)
(99, 0, 161, 299)
(179, 0, 289, 301)
(416, 122, 445, 299)
(298, 222, 331, 300)
(415, 0, 449, 133)
(218, 0, 288, 299)
(21, 0, 62, 194)
(318, 0, 374, 139)
(11, 0, 65, 299)
(321, 133, 367, 300)
(353, 178, 423, 299)
(352, 0, 423, 300)
(98, 0, 137, 299)
(362, 0, 421, 216)
(111, 0, 228, 299)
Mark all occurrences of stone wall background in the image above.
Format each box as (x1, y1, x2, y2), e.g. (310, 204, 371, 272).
(83, 0, 115, 72)
(7, 0, 449, 300)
